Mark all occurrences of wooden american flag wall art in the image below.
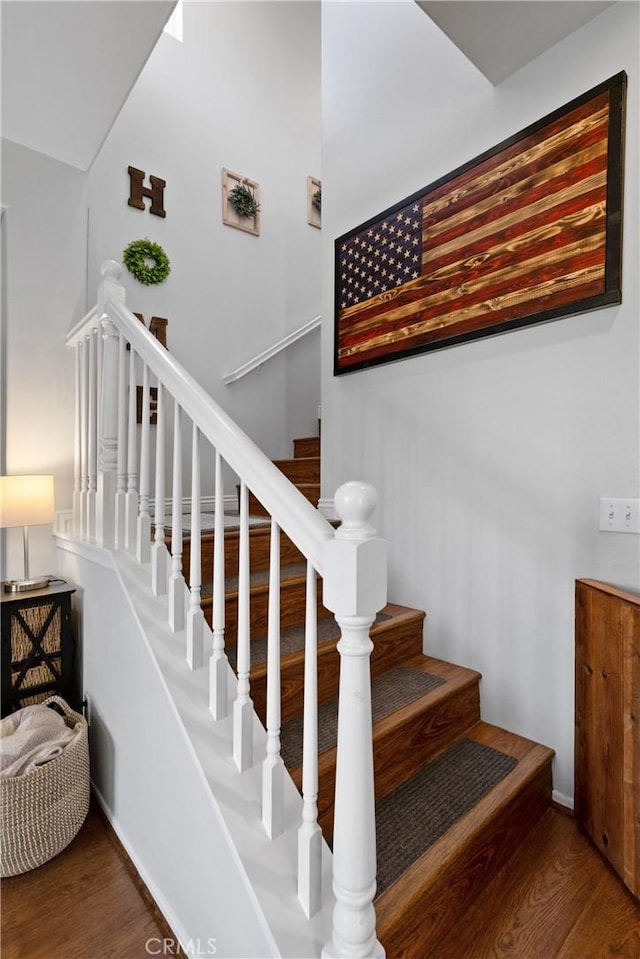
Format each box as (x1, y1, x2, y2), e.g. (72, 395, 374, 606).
(334, 72, 626, 375)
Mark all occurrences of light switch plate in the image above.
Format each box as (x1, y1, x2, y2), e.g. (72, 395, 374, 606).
(599, 497, 640, 533)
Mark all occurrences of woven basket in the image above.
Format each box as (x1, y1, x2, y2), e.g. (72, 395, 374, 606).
(1, 696, 90, 877)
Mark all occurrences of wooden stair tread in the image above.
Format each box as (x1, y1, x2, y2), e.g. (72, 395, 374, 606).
(227, 603, 424, 671)
(203, 561, 309, 598)
(375, 721, 554, 956)
(285, 655, 480, 772)
(246, 484, 320, 516)
(244, 603, 425, 674)
(376, 722, 554, 886)
(283, 656, 480, 776)
(174, 424, 556, 955)
(272, 458, 320, 484)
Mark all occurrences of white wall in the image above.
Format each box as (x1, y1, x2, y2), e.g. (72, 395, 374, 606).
(0, 140, 88, 580)
(87, 1, 322, 471)
(321, 0, 639, 805)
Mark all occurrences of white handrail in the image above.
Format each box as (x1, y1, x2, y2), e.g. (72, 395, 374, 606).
(67, 268, 333, 574)
(222, 314, 321, 386)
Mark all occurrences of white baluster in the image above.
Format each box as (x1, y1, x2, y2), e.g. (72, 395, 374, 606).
(151, 383, 167, 595)
(136, 363, 151, 564)
(80, 336, 89, 539)
(209, 449, 228, 719)
(168, 401, 186, 632)
(125, 343, 138, 553)
(233, 481, 253, 772)
(87, 328, 98, 540)
(262, 519, 284, 838)
(73, 341, 82, 538)
(186, 422, 205, 668)
(322, 482, 387, 959)
(96, 317, 118, 548)
(298, 561, 322, 918)
(114, 332, 127, 549)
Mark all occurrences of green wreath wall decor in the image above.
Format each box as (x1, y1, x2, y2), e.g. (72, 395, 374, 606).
(228, 184, 260, 219)
(123, 239, 171, 285)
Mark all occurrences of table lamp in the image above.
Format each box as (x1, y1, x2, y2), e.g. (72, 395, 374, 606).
(0, 475, 55, 592)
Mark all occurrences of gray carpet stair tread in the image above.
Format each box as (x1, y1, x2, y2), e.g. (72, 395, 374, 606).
(280, 666, 446, 769)
(226, 610, 390, 670)
(202, 562, 309, 598)
(374, 738, 517, 898)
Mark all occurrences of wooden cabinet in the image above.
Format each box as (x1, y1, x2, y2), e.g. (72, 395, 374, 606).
(575, 578, 640, 899)
(1, 582, 76, 716)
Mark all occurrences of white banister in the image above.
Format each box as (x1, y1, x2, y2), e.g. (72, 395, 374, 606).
(125, 342, 138, 553)
(322, 482, 387, 959)
(73, 341, 82, 538)
(298, 561, 322, 918)
(114, 332, 127, 549)
(233, 481, 253, 772)
(186, 422, 205, 669)
(87, 329, 98, 540)
(209, 448, 228, 719)
(101, 296, 332, 573)
(168, 401, 185, 633)
(151, 382, 167, 595)
(66, 261, 389, 959)
(96, 317, 118, 548)
(136, 363, 151, 564)
(262, 519, 284, 839)
(79, 338, 88, 539)
(222, 315, 321, 386)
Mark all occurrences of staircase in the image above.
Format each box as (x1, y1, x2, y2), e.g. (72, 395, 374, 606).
(181, 432, 555, 958)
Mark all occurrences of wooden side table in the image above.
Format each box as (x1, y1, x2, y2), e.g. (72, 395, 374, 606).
(1, 581, 76, 716)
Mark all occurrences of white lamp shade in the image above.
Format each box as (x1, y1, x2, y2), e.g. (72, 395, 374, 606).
(0, 475, 55, 528)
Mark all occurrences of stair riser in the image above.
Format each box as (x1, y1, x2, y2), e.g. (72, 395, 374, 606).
(295, 681, 482, 838)
(293, 437, 320, 458)
(273, 458, 320, 485)
(246, 486, 320, 516)
(179, 526, 305, 583)
(202, 576, 329, 637)
(375, 762, 553, 957)
(252, 611, 425, 724)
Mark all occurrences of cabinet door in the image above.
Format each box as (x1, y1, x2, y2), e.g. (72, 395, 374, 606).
(575, 579, 640, 899)
(1, 590, 74, 714)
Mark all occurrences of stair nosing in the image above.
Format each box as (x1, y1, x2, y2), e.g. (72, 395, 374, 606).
(243, 604, 427, 675)
(374, 722, 554, 906)
(289, 663, 482, 780)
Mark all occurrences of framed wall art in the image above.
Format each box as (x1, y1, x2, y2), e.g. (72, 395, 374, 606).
(222, 168, 261, 236)
(307, 176, 321, 229)
(334, 72, 626, 375)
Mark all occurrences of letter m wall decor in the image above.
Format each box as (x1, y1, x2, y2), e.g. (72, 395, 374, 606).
(334, 72, 626, 375)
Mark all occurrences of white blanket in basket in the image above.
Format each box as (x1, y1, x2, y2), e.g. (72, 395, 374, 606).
(0, 704, 76, 778)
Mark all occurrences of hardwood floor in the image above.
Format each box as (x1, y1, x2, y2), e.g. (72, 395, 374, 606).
(1, 805, 638, 958)
(431, 808, 640, 959)
(1, 802, 179, 959)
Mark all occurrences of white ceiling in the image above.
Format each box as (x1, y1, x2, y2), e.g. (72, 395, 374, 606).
(1, 1, 175, 171)
(1, 1, 618, 172)
(417, 1, 616, 84)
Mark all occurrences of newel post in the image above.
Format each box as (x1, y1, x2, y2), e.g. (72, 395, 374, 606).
(96, 260, 126, 548)
(322, 482, 387, 959)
